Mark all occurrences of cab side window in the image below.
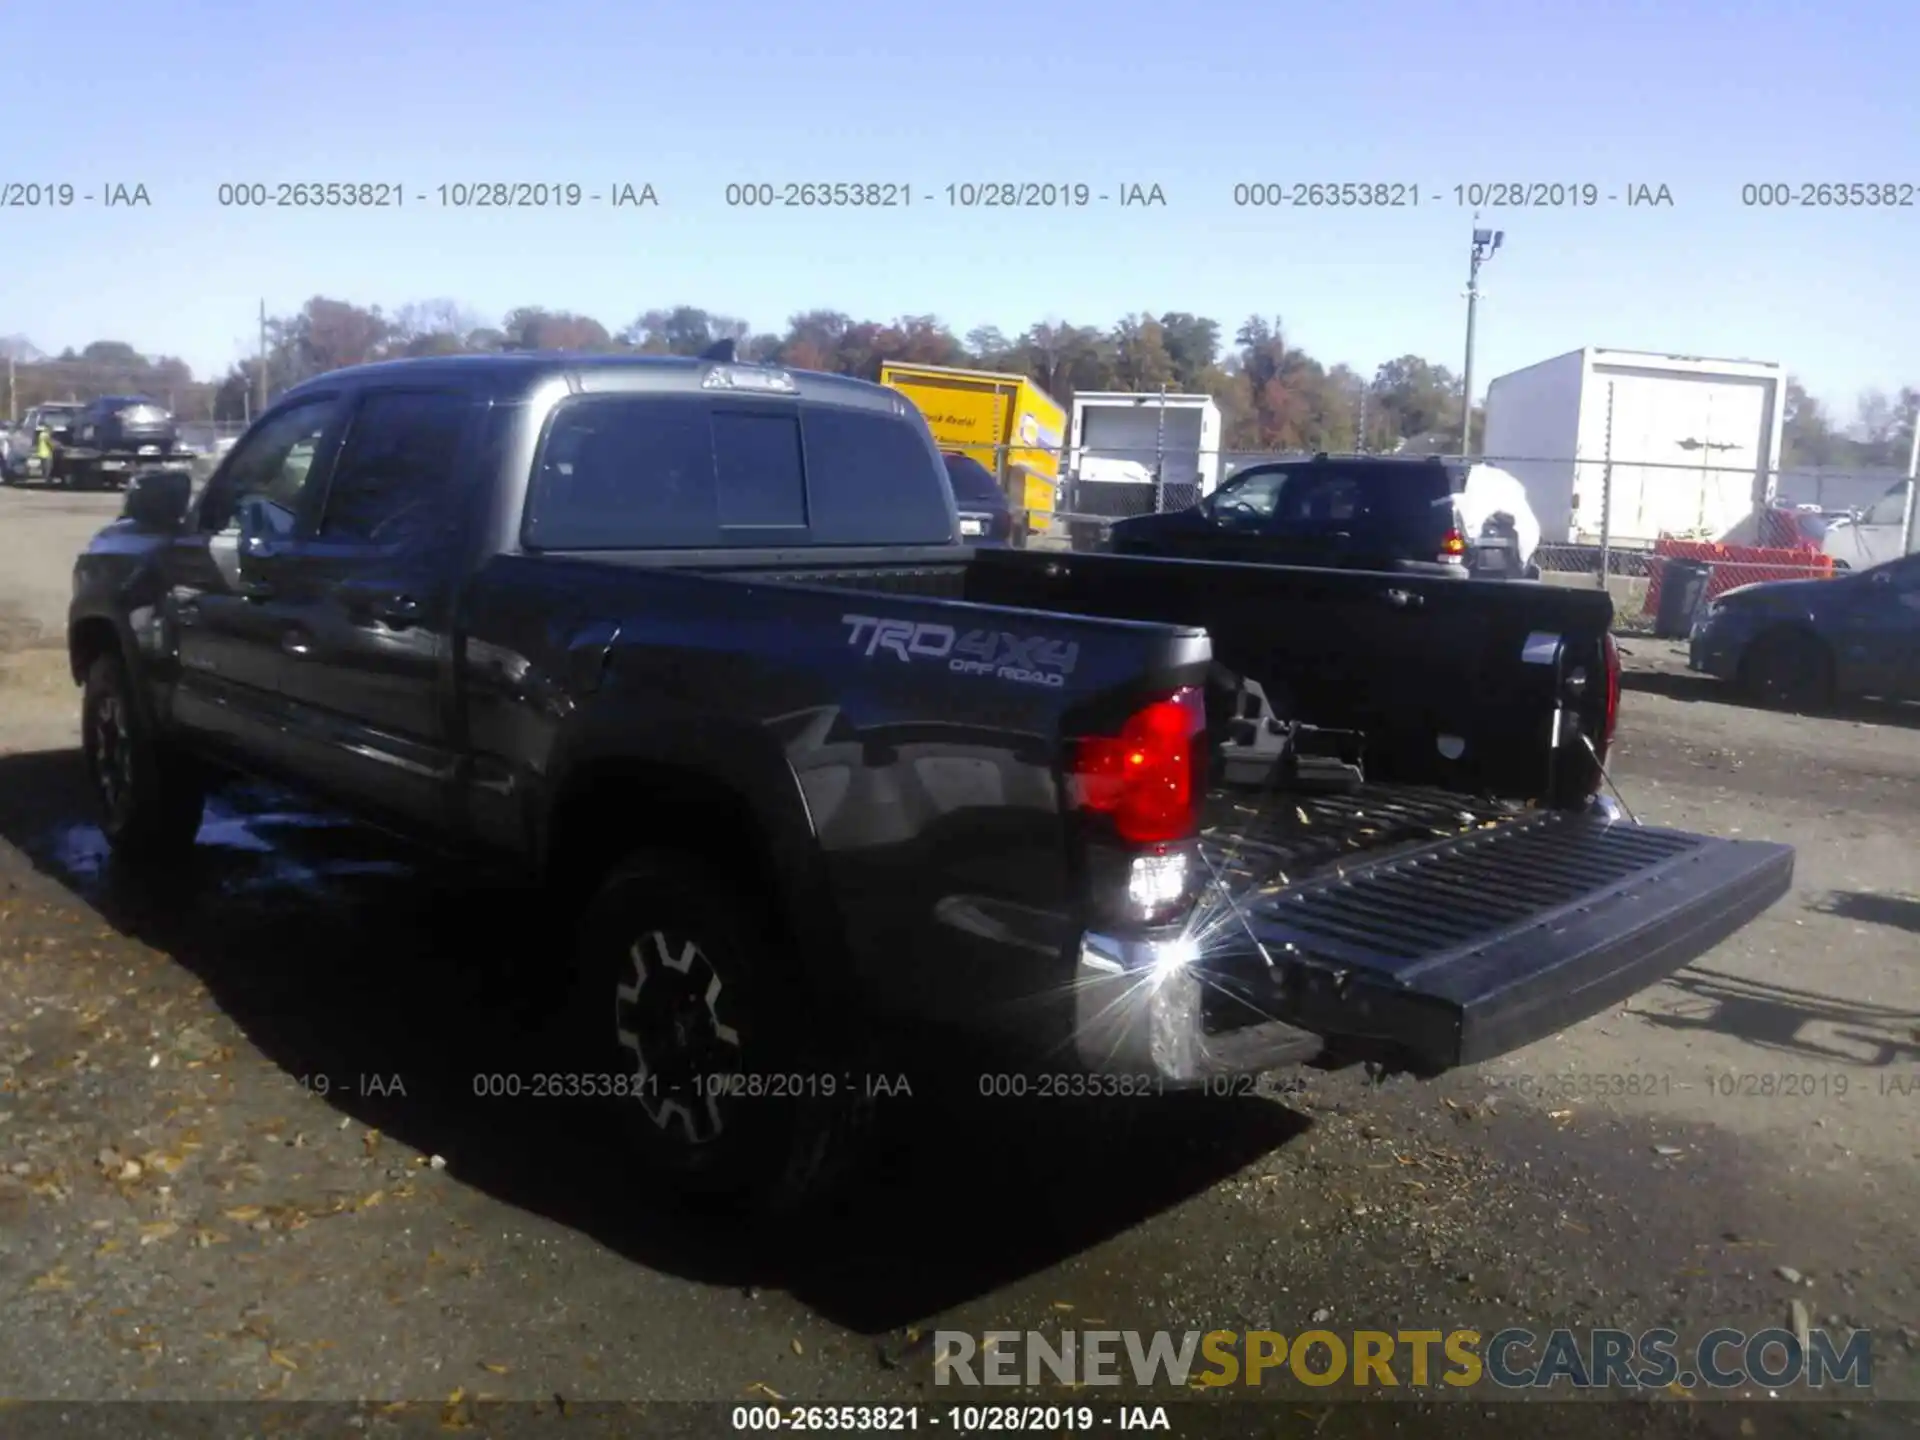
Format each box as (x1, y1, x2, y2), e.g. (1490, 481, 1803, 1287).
(199, 399, 342, 536)
(321, 391, 471, 546)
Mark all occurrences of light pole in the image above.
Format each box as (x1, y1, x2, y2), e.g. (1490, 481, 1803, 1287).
(1459, 225, 1503, 456)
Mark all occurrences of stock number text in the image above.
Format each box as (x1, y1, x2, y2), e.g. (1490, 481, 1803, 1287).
(218, 182, 404, 208)
(1742, 182, 1916, 208)
(725, 182, 912, 208)
(1234, 182, 1419, 207)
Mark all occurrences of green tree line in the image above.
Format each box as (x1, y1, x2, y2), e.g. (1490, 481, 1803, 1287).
(4, 304, 1915, 467)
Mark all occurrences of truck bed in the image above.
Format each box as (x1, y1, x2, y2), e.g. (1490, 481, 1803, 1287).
(1200, 781, 1522, 898)
(522, 542, 1790, 1080)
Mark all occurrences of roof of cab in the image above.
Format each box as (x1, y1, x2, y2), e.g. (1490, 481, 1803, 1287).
(278, 352, 904, 413)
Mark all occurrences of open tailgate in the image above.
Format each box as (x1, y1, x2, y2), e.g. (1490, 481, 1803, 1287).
(1209, 810, 1794, 1070)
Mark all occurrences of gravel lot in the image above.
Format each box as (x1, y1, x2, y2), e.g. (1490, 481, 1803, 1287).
(1, 485, 1915, 1433)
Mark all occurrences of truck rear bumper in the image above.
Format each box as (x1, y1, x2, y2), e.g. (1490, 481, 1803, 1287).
(1073, 810, 1794, 1081)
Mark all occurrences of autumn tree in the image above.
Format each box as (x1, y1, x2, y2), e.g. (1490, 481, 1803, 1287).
(1110, 314, 1175, 393)
(501, 307, 616, 352)
(388, 300, 483, 358)
(1782, 377, 1847, 467)
(624, 306, 748, 355)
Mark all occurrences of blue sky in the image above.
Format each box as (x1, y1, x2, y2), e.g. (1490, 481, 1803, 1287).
(8, 0, 1915, 414)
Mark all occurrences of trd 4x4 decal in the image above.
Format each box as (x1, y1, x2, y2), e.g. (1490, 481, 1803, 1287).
(841, 614, 1079, 689)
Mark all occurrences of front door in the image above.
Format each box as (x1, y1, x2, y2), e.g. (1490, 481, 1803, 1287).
(1199, 467, 1291, 562)
(160, 396, 346, 773)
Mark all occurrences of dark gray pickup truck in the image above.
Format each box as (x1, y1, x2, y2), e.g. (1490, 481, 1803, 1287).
(67, 352, 1794, 1212)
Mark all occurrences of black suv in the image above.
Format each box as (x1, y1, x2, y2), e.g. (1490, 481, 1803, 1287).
(70, 395, 179, 456)
(1109, 454, 1528, 578)
(942, 452, 1016, 544)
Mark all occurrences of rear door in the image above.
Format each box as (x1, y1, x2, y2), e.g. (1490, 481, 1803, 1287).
(259, 387, 477, 831)
(1265, 463, 1455, 573)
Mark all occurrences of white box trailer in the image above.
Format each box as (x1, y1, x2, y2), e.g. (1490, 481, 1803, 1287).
(1068, 391, 1224, 500)
(1480, 349, 1786, 546)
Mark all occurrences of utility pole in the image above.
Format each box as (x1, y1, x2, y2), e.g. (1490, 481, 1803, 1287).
(1153, 383, 1167, 513)
(6, 352, 13, 425)
(1597, 382, 1616, 591)
(1459, 224, 1504, 456)
(1902, 410, 1919, 556)
(257, 300, 268, 415)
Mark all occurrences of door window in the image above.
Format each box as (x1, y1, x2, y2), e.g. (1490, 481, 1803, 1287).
(321, 391, 471, 546)
(199, 398, 342, 536)
(1212, 468, 1287, 519)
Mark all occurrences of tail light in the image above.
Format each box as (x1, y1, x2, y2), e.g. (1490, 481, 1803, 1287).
(1069, 686, 1206, 844)
(1439, 526, 1466, 564)
(1598, 632, 1622, 757)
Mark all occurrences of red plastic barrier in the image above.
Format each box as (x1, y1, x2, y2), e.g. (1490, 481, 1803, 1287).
(1641, 535, 1833, 617)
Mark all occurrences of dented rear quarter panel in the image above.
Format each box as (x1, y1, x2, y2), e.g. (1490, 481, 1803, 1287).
(456, 549, 1210, 1017)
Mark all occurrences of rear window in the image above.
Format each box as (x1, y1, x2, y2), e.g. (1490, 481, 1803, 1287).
(803, 407, 953, 544)
(712, 410, 807, 530)
(942, 454, 1003, 507)
(524, 394, 954, 550)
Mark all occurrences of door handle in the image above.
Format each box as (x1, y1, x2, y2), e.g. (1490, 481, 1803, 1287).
(238, 578, 275, 601)
(280, 628, 314, 658)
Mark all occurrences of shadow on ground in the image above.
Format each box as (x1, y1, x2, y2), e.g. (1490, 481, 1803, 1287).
(1637, 963, 1920, 1068)
(1810, 889, 1920, 937)
(1618, 667, 1920, 731)
(0, 746, 1307, 1335)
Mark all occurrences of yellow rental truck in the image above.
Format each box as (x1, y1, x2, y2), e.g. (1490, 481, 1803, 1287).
(878, 362, 1067, 527)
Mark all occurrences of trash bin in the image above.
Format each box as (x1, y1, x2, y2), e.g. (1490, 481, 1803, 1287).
(1653, 558, 1712, 638)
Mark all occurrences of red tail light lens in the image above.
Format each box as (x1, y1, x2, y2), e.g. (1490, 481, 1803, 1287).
(1599, 632, 1622, 756)
(1440, 527, 1466, 562)
(1070, 686, 1206, 844)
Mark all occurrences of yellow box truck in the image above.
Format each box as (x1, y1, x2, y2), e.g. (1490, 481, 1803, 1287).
(878, 362, 1067, 522)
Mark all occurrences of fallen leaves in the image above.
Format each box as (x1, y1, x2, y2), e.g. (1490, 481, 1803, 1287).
(29, 1266, 71, 1291)
(138, 1221, 179, 1245)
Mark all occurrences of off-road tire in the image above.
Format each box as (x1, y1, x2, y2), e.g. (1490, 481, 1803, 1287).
(566, 853, 872, 1218)
(81, 652, 207, 863)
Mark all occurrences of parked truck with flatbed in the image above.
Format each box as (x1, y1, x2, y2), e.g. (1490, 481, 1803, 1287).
(68, 351, 1794, 1214)
(46, 395, 194, 489)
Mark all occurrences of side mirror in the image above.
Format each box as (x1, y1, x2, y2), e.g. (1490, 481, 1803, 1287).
(121, 468, 192, 531)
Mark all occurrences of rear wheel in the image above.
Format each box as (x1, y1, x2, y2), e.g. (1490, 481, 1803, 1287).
(1741, 629, 1834, 712)
(81, 652, 207, 862)
(564, 854, 870, 1217)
